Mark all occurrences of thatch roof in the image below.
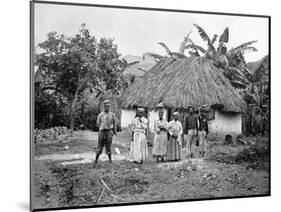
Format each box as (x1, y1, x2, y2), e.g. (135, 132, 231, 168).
(121, 57, 246, 113)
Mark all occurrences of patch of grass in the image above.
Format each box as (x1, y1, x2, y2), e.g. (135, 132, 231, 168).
(208, 136, 269, 170)
(33, 135, 270, 209)
(235, 139, 269, 170)
(34, 156, 269, 210)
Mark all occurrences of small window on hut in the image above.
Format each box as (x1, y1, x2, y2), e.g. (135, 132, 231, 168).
(207, 108, 215, 120)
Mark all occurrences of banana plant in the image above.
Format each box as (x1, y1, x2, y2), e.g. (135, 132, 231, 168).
(188, 24, 257, 89)
(244, 82, 269, 135)
(143, 33, 192, 61)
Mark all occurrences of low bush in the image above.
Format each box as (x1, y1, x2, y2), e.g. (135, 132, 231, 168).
(208, 136, 269, 170)
(235, 138, 269, 170)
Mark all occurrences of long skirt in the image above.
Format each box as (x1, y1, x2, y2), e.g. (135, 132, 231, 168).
(130, 132, 148, 162)
(167, 136, 182, 161)
(152, 131, 168, 157)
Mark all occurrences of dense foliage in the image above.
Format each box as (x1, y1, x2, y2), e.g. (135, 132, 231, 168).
(35, 24, 128, 129)
(244, 56, 269, 135)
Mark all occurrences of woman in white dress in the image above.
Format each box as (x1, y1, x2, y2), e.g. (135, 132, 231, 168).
(167, 112, 183, 161)
(130, 108, 148, 164)
(152, 110, 168, 162)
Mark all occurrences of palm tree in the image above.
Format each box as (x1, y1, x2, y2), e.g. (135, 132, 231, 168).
(143, 33, 192, 61)
(187, 24, 258, 89)
(142, 23, 262, 96)
(190, 24, 270, 135)
(243, 55, 269, 135)
(143, 24, 257, 89)
(244, 83, 269, 135)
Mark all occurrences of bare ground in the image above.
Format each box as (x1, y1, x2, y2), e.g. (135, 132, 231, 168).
(32, 130, 269, 210)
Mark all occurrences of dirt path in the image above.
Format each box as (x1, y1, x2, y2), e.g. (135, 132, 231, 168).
(34, 130, 144, 166)
(35, 131, 212, 168)
(35, 150, 206, 168)
(35, 152, 128, 164)
(35, 130, 133, 165)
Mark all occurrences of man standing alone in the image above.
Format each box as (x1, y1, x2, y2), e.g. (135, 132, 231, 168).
(184, 106, 198, 158)
(94, 99, 117, 164)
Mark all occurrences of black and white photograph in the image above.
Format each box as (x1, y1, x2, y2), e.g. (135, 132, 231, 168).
(30, 1, 270, 211)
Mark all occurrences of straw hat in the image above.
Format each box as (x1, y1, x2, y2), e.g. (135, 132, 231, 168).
(173, 112, 180, 116)
(103, 99, 110, 104)
(137, 107, 145, 112)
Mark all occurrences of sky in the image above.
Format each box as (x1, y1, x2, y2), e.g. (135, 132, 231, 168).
(34, 3, 269, 62)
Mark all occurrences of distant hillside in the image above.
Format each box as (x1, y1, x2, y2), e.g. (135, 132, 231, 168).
(123, 55, 156, 77)
(247, 55, 268, 74)
(123, 55, 142, 63)
(246, 55, 269, 84)
(252, 55, 269, 82)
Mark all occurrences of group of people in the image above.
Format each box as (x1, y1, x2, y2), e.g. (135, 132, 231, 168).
(94, 100, 209, 165)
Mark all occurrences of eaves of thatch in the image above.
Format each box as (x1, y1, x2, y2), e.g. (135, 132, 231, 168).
(121, 57, 246, 113)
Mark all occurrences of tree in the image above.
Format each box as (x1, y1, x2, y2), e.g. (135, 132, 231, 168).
(243, 55, 269, 135)
(244, 83, 269, 135)
(35, 24, 127, 129)
(142, 24, 257, 90)
(188, 24, 258, 89)
(189, 25, 270, 135)
(143, 33, 192, 61)
(34, 79, 69, 129)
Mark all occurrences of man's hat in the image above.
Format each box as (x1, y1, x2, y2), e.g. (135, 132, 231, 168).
(187, 106, 195, 111)
(156, 102, 164, 108)
(173, 111, 180, 116)
(137, 107, 145, 112)
(103, 99, 110, 104)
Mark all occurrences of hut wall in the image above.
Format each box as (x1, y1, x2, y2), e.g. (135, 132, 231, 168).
(121, 109, 136, 129)
(209, 110, 242, 136)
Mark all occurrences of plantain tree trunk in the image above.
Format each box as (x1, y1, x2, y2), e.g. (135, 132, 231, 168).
(69, 76, 89, 129)
(70, 90, 79, 130)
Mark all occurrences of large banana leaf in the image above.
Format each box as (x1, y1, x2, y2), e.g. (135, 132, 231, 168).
(219, 27, 229, 43)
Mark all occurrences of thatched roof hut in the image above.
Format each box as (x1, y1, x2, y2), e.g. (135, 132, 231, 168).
(121, 57, 246, 113)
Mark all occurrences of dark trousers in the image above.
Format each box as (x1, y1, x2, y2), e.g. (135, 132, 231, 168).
(96, 129, 113, 155)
